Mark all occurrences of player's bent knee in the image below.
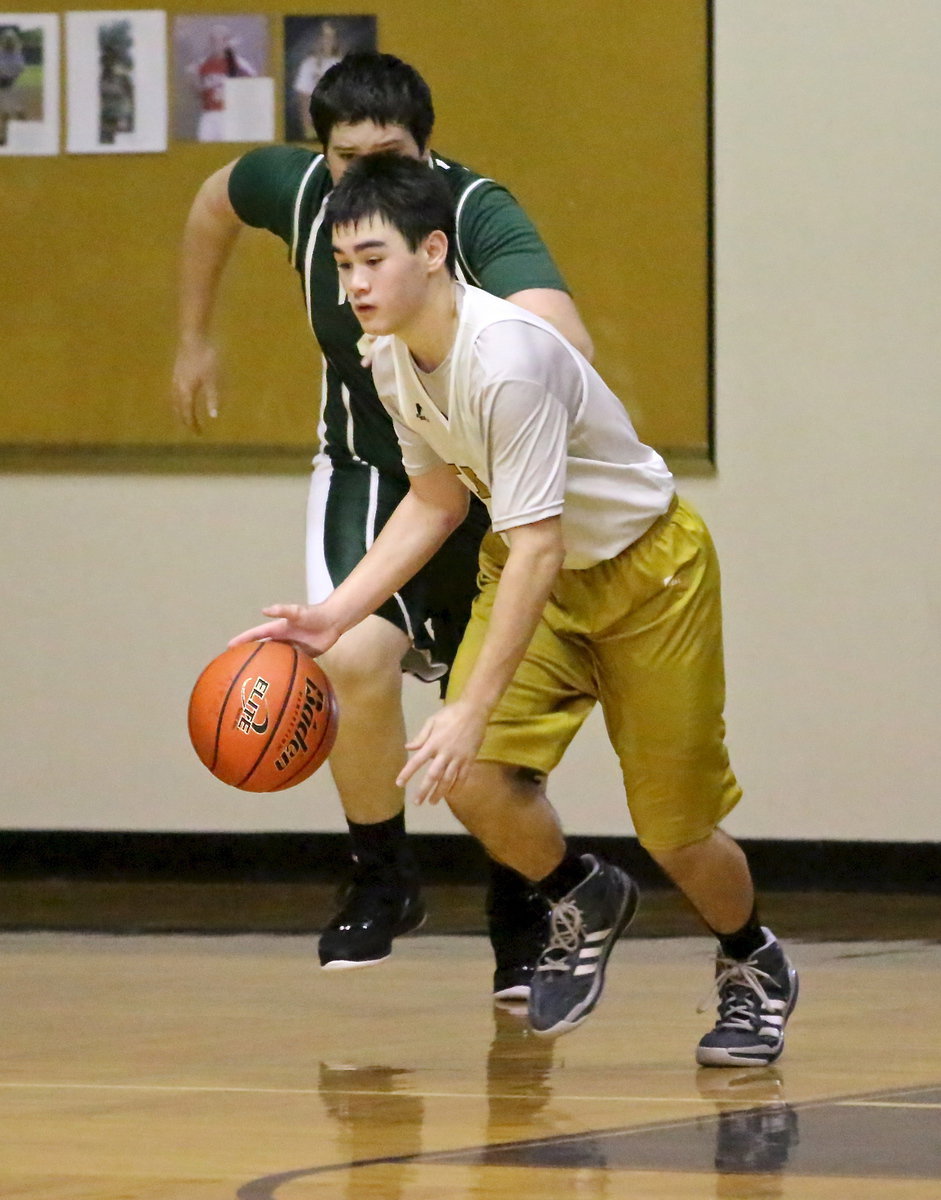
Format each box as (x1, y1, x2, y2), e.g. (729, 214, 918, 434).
(319, 619, 409, 698)
(643, 827, 718, 869)
(445, 761, 536, 826)
(320, 646, 398, 697)
(444, 766, 492, 821)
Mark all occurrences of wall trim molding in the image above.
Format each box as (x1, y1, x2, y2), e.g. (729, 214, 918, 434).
(1, 831, 937, 893)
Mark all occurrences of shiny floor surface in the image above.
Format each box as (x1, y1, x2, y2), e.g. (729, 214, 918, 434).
(1, 932, 939, 1199)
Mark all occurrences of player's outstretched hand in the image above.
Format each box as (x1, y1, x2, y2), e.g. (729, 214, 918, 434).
(172, 336, 220, 433)
(397, 700, 489, 806)
(228, 604, 342, 658)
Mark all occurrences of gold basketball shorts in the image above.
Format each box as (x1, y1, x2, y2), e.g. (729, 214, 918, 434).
(446, 496, 742, 852)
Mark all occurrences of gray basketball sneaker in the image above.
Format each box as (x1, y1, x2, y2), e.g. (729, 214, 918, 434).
(528, 855, 639, 1038)
(696, 929, 799, 1067)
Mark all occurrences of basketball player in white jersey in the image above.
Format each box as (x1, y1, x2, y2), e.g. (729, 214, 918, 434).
(231, 154, 798, 1064)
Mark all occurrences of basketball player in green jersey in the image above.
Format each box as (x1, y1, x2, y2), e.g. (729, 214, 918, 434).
(172, 53, 593, 999)
(230, 153, 799, 1064)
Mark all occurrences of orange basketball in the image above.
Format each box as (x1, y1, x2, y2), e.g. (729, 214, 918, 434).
(188, 640, 339, 792)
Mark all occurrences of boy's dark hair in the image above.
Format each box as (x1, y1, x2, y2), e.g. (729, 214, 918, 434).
(310, 52, 434, 151)
(325, 153, 456, 274)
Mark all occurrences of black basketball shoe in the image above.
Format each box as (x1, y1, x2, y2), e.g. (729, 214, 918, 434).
(487, 861, 551, 1002)
(318, 862, 426, 970)
(528, 855, 638, 1038)
(696, 929, 799, 1066)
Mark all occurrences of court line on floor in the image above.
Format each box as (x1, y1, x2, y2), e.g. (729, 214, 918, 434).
(0, 1080, 761, 1103)
(3, 1080, 937, 1109)
(836, 1100, 941, 1109)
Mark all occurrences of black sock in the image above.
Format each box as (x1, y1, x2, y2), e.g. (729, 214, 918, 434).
(487, 858, 536, 900)
(536, 853, 591, 903)
(486, 858, 548, 928)
(712, 905, 766, 961)
(347, 811, 418, 883)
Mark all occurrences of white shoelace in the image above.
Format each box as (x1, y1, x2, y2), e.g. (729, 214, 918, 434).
(535, 899, 583, 974)
(697, 957, 782, 1030)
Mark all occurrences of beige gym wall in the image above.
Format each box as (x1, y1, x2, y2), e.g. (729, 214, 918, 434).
(5, 2, 940, 841)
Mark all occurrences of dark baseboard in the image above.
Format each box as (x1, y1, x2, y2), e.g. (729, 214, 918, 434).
(0, 830, 937, 893)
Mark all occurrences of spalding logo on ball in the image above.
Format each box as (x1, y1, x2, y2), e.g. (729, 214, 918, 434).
(188, 640, 339, 791)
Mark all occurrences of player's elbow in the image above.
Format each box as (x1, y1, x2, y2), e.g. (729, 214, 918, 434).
(440, 493, 470, 536)
(407, 483, 469, 542)
(193, 162, 242, 228)
(409, 469, 470, 533)
(557, 315, 594, 362)
(570, 327, 595, 363)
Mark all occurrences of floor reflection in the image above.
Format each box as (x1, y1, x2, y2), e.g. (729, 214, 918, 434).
(696, 1067, 799, 1197)
(461, 1003, 602, 1190)
(457, 1059, 799, 1188)
(318, 1061, 424, 1200)
(246, 1013, 803, 1198)
(486, 1001, 556, 1123)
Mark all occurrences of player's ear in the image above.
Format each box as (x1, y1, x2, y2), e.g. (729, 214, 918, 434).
(423, 229, 449, 273)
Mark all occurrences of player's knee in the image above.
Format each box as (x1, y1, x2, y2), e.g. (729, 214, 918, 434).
(445, 762, 539, 826)
(445, 764, 492, 823)
(319, 635, 401, 701)
(643, 828, 716, 872)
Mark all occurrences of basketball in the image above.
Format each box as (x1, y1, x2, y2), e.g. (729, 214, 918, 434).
(188, 640, 339, 792)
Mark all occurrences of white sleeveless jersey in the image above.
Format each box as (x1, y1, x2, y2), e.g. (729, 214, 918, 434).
(370, 285, 674, 569)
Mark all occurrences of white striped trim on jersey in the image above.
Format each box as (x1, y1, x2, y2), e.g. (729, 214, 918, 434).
(302, 193, 331, 337)
(297, 159, 364, 458)
(454, 176, 490, 286)
(338, 381, 358, 462)
(290, 153, 323, 267)
(431, 157, 490, 287)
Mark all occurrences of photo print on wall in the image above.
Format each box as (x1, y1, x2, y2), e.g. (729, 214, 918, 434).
(66, 9, 167, 153)
(0, 13, 59, 155)
(283, 14, 376, 142)
(173, 14, 274, 143)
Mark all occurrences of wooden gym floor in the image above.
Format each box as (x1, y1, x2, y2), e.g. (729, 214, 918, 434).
(1, 908, 939, 1199)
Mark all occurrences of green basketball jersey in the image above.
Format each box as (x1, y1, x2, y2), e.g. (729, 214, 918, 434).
(228, 145, 569, 478)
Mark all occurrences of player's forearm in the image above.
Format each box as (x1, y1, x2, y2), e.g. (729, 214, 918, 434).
(322, 488, 468, 635)
(458, 521, 565, 716)
(178, 165, 243, 343)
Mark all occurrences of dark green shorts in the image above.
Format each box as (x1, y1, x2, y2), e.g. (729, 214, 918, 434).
(307, 457, 489, 688)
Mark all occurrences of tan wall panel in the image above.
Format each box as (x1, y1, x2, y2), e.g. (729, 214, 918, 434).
(3, 0, 708, 460)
